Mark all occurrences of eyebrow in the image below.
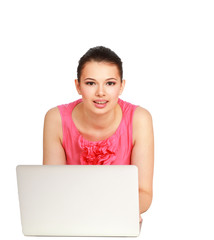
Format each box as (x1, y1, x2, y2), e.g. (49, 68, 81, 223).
(84, 78, 118, 81)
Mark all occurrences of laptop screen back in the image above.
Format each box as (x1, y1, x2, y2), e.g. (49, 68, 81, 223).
(16, 165, 140, 236)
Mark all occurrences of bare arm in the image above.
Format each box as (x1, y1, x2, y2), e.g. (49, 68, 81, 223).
(43, 107, 66, 165)
(131, 107, 154, 214)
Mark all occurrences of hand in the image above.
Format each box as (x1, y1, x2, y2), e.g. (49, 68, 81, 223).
(139, 214, 142, 223)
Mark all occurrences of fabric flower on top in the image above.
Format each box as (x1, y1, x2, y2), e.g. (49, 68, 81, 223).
(78, 135, 118, 165)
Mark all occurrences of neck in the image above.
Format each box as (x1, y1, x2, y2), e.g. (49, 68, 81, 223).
(82, 104, 118, 131)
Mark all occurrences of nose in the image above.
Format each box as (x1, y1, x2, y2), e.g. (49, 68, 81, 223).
(95, 84, 106, 97)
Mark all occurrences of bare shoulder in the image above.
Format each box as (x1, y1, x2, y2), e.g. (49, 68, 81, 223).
(44, 107, 62, 141)
(133, 106, 153, 144)
(133, 106, 153, 127)
(43, 106, 65, 165)
(44, 107, 61, 122)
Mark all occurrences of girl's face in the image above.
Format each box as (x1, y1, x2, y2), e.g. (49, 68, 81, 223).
(75, 61, 125, 115)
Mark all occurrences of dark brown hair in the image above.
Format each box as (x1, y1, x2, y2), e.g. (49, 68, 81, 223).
(77, 46, 123, 82)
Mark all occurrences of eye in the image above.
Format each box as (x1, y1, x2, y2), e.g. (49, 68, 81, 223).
(86, 82, 95, 86)
(106, 81, 116, 86)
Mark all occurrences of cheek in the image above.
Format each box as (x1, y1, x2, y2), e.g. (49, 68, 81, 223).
(80, 87, 94, 99)
(107, 87, 122, 96)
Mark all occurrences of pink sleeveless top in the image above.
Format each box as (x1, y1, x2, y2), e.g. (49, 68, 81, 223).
(57, 98, 138, 165)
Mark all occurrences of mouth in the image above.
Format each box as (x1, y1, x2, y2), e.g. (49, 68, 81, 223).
(93, 100, 108, 104)
(93, 100, 109, 108)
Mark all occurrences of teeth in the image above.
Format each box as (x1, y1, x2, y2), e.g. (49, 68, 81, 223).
(95, 101, 107, 104)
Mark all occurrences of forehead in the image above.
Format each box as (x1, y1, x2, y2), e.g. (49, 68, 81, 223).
(81, 61, 120, 79)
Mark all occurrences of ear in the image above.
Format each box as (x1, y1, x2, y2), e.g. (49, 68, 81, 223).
(75, 79, 82, 95)
(119, 79, 126, 95)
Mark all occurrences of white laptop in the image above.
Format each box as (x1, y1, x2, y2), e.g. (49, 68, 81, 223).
(16, 165, 141, 237)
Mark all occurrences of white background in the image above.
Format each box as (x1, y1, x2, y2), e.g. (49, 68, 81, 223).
(0, 0, 214, 239)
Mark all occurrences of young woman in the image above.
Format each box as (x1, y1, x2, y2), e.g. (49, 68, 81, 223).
(43, 46, 154, 223)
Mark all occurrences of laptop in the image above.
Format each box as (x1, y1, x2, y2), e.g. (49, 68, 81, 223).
(16, 165, 141, 237)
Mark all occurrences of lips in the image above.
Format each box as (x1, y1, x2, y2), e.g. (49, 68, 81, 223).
(93, 100, 108, 108)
